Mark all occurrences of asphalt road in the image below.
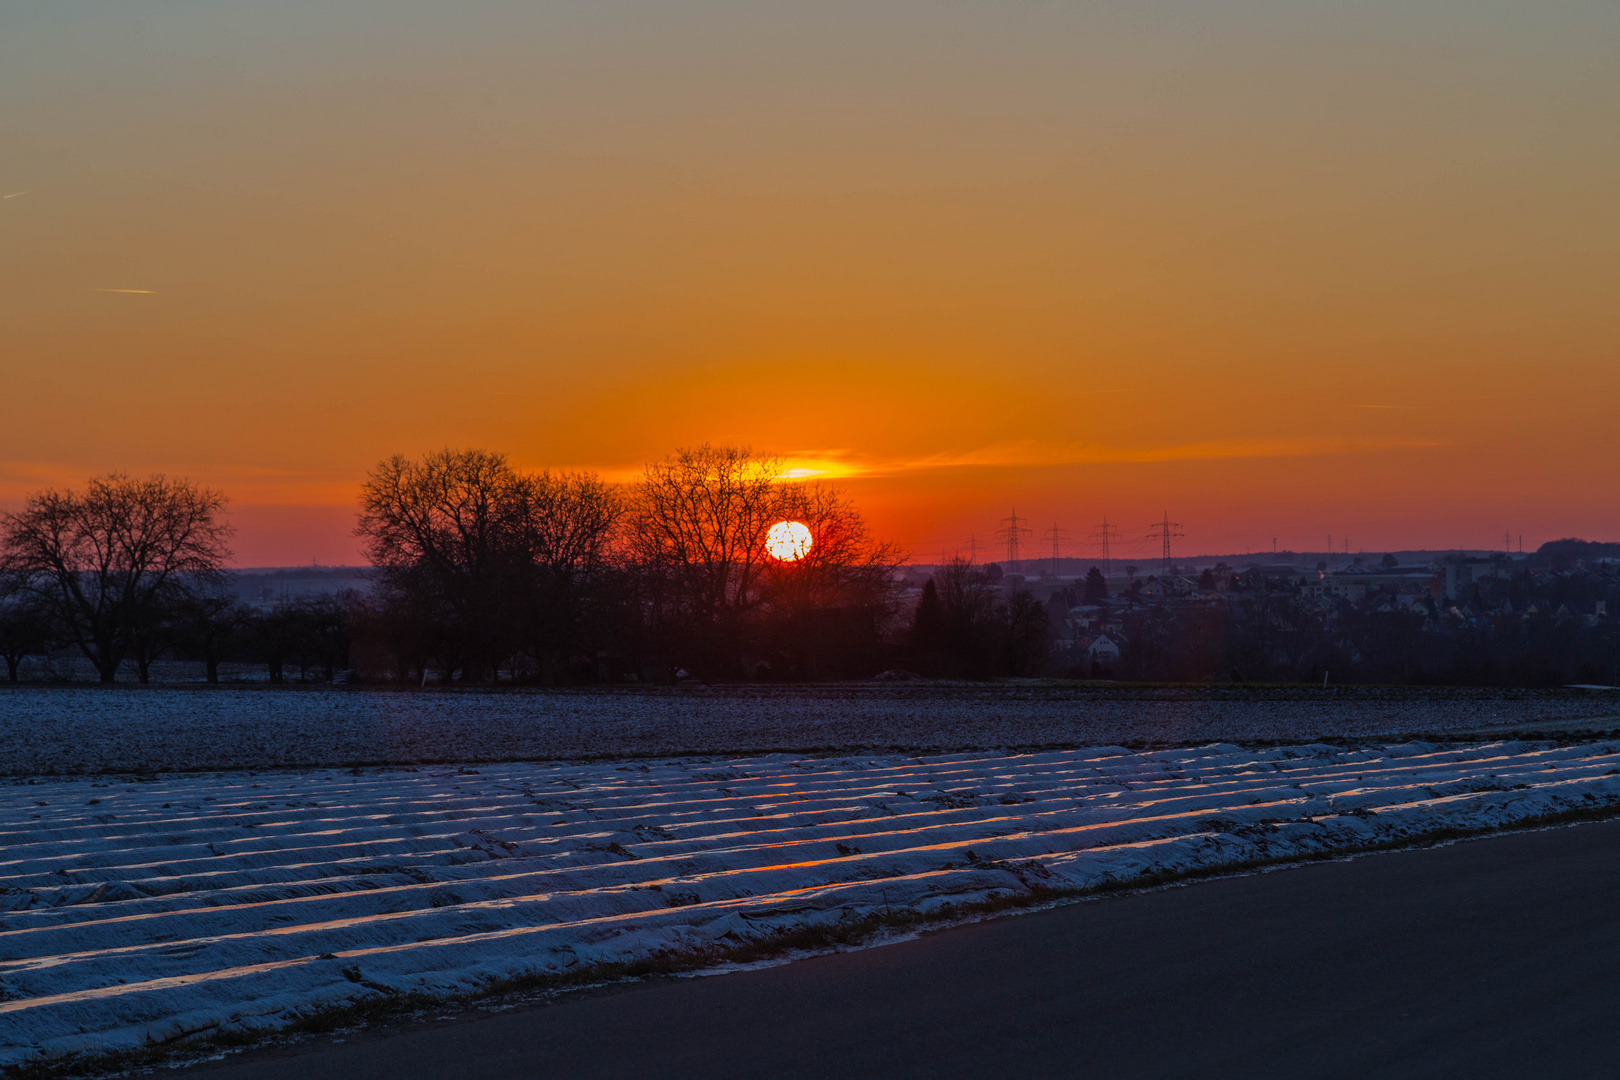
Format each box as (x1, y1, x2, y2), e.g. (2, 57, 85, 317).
(183, 821, 1620, 1080)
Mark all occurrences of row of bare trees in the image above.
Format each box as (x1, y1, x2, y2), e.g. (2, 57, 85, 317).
(0, 445, 905, 683)
(355, 449, 622, 683)
(354, 444, 902, 682)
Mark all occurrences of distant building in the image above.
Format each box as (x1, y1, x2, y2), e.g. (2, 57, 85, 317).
(1445, 559, 1506, 600)
(1085, 634, 1122, 662)
(1301, 565, 1441, 602)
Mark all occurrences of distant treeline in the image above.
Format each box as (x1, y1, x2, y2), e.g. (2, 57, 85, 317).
(0, 447, 912, 684)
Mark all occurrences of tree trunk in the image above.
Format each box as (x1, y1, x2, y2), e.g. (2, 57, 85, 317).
(132, 635, 157, 684)
(206, 655, 221, 684)
(5, 657, 18, 683)
(81, 636, 120, 683)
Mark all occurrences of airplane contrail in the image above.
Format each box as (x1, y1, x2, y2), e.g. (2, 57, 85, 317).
(2, 190, 33, 199)
(93, 288, 156, 294)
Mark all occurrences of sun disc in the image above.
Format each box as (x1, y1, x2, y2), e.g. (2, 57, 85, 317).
(766, 520, 813, 562)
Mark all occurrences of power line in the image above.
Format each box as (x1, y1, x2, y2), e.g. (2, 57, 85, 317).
(997, 509, 1032, 573)
(1146, 512, 1184, 575)
(1090, 517, 1122, 577)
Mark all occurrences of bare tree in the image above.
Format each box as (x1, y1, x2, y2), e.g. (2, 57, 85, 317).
(173, 583, 241, 684)
(357, 450, 621, 682)
(357, 449, 522, 681)
(511, 470, 621, 574)
(0, 474, 232, 683)
(929, 556, 1002, 678)
(628, 445, 784, 675)
(1002, 588, 1049, 676)
(761, 482, 903, 677)
(0, 572, 54, 682)
(769, 481, 902, 604)
(508, 470, 622, 682)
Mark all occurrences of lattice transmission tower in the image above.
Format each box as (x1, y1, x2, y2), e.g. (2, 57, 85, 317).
(997, 510, 1032, 573)
(1146, 512, 1183, 575)
(1090, 517, 1122, 577)
(1042, 523, 1069, 579)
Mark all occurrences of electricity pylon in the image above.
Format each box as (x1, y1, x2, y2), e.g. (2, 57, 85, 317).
(1090, 517, 1122, 577)
(997, 510, 1032, 573)
(1042, 522, 1069, 579)
(1146, 512, 1183, 575)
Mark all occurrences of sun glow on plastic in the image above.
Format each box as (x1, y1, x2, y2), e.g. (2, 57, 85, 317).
(766, 520, 813, 562)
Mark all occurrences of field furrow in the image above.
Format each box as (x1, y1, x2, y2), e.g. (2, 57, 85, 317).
(2, 739, 1618, 1065)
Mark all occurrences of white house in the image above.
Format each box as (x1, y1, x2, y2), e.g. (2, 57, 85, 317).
(1085, 634, 1122, 662)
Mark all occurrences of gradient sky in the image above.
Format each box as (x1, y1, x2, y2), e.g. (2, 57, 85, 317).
(3, 1, 1617, 566)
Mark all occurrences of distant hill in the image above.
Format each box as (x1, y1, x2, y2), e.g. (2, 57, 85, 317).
(1536, 539, 1620, 565)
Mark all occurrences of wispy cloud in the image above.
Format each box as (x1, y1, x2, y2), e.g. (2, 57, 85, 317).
(92, 289, 156, 294)
(778, 436, 1448, 480)
(1349, 404, 1408, 410)
(564, 435, 1449, 488)
(1, 190, 31, 200)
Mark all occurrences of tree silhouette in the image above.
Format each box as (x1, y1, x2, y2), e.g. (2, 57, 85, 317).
(911, 578, 942, 673)
(0, 574, 53, 682)
(1083, 566, 1107, 605)
(1, 474, 232, 683)
(357, 449, 618, 682)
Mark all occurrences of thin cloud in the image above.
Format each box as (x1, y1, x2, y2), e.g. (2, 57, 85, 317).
(556, 435, 1448, 489)
(1, 190, 31, 200)
(786, 437, 1449, 478)
(92, 289, 156, 294)
(1349, 404, 1408, 410)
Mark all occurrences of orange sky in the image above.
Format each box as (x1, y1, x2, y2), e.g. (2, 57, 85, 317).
(3, 2, 1617, 566)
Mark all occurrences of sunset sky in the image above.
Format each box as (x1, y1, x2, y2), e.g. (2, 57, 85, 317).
(3, 1, 1617, 566)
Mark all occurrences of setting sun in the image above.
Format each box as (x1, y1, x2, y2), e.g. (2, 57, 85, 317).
(765, 520, 813, 562)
